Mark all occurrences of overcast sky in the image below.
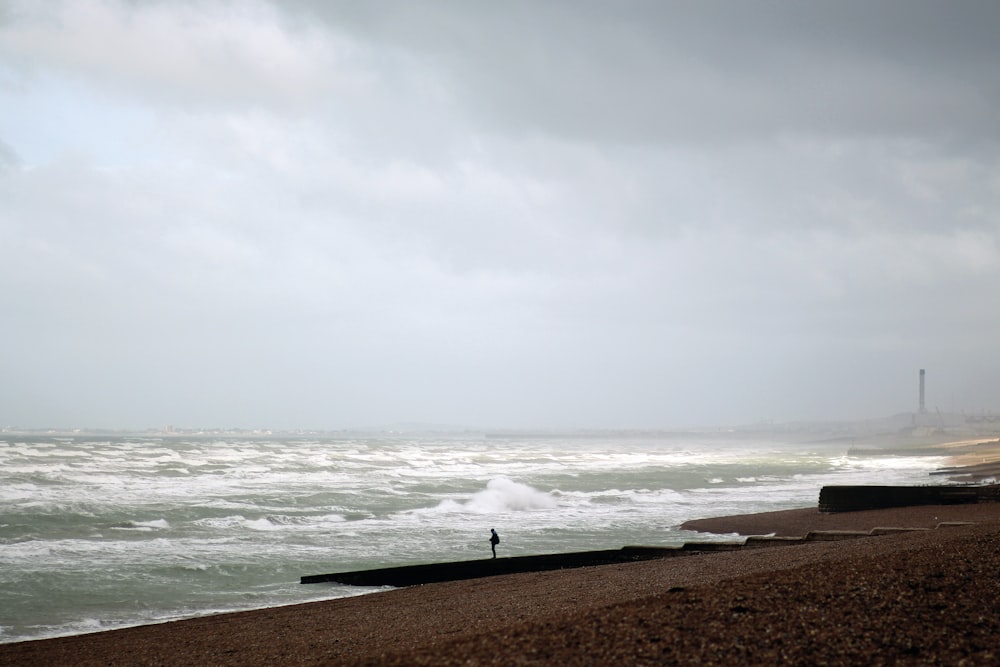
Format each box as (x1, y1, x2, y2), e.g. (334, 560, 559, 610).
(2, 1, 999, 431)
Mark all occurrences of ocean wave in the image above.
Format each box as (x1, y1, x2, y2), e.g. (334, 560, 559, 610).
(194, 515, 266, 530)
(421, 478, 558, 515)
(109, 519, 171, 531)
(191, 513, 345, 532)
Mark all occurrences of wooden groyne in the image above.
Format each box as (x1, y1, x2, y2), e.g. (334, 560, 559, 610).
(931, 461, 1000, 482)
(819, 484, 1000, 512)
(301, 523, 973, 588)
(301, 547, 680, 587)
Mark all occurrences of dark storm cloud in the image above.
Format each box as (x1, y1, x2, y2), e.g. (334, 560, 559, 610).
(289, 0, 1000, 145)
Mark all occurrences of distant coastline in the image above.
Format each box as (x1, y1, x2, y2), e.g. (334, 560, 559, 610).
(5, 411, 999, 443)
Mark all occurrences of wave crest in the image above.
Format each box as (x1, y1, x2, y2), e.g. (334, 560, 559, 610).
(436, 478, 557, 514)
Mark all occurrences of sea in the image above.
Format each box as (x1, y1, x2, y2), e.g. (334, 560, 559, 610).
(0, 430, 948, 644)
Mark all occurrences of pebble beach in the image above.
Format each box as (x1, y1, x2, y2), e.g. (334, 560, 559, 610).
(5, 502, 1000, 665)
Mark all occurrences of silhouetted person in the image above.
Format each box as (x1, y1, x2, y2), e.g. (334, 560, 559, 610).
(489, 528, 500, 558)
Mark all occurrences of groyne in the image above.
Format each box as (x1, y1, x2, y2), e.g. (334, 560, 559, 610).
(301, 523, 971, 588)
(818, 484, 1000, 512)
(302, 547, 676, 587)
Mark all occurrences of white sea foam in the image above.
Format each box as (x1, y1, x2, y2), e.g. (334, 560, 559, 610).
(0, 541, 53, 561)
(133, 519, 171, 530)
(424, 478, 558, 515)
(244, 517, 281, 531)
(193, 515, 257, 529)
(185, 564, 211, 572)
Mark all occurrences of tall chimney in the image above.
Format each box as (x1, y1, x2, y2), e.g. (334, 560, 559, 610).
(919, 369, 926, 414)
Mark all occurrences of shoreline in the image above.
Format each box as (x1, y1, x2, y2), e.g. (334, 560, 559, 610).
(6, 502, 1000, 665)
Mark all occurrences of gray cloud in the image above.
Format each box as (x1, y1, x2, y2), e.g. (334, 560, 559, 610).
(0, 137, 19, 168)
(0, 0, 998, 429)
(290, 1, 1000, 145)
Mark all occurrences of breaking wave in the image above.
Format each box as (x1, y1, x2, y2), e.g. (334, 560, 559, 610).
(431, 478, 558, 514)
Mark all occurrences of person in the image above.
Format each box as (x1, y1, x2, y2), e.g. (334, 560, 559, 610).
(489, 528, 500, 558)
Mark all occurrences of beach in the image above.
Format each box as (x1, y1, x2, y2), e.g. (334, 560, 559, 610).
(6, 431, 943, 644)
(5, 502, 1000, 665)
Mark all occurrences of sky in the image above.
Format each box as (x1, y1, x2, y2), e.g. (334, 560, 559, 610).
(1, 0, 999, 431)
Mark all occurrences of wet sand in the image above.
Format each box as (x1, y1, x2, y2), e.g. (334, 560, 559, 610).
(5, 503, 1000, 665)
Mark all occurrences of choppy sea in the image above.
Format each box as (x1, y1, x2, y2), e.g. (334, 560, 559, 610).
(0, 431, 946, 643)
